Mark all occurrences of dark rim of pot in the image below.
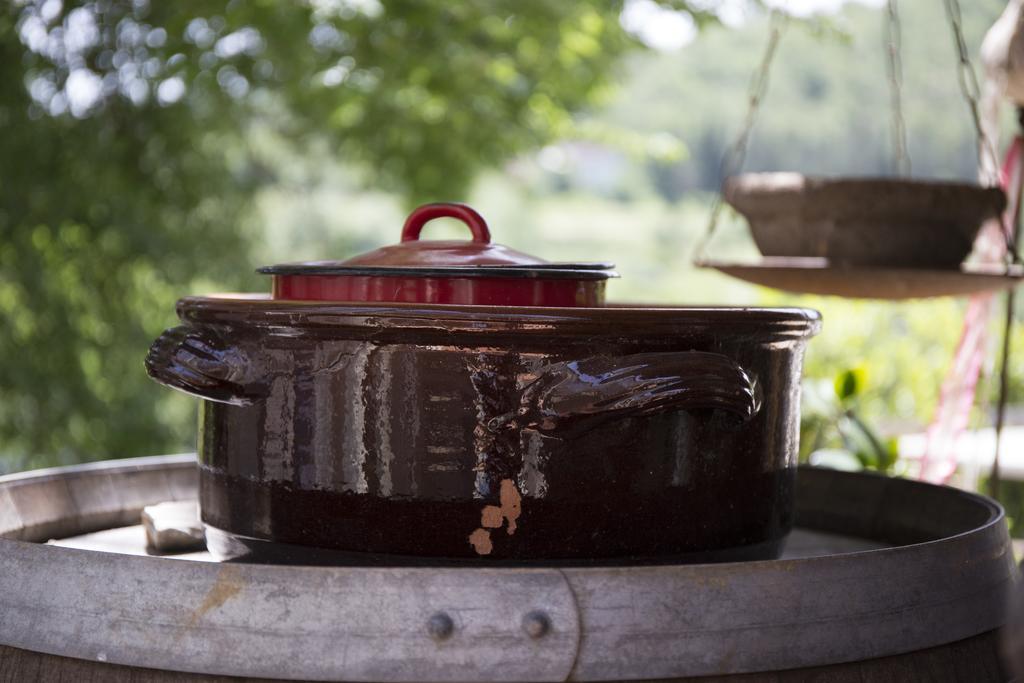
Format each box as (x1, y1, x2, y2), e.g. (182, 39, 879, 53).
(256, 263, 618, 280)
(177, 295, 822, 340)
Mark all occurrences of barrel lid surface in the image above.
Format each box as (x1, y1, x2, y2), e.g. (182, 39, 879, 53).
(0, 456, 1014, 682)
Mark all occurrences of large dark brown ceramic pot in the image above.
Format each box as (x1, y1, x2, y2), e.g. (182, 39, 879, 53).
(146, 203, 820, 563)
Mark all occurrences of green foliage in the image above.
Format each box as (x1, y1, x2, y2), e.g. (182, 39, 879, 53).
(1, 7, 258, 468)
(834, 366, 863, 402)
(800, 366, 900, 475)
(17, 0, 651, 203)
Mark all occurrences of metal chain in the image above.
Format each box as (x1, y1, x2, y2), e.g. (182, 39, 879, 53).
(942, 0, 1000, 183)
(884, 0, 910, 176)
(942, 0, 1020, 264)
(694, 10, 787, 265)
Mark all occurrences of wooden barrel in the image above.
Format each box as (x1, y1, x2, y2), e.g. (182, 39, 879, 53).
(0, 456, 1015, 682)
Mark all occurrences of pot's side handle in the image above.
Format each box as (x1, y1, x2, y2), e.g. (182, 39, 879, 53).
(145, 325, 265, 406)
(512, 351, 759, 433)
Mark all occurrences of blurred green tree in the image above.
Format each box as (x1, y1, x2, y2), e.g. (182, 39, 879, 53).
(0, 1, 715, 469)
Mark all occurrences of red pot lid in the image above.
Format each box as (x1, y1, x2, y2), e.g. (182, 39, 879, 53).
(258, 202, 617, 306)
(345, 203, 545, 267)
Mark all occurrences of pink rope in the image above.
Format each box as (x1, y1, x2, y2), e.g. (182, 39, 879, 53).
(919, 137, 1021, 483)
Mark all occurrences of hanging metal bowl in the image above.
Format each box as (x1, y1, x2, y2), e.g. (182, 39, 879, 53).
(724, 173, 1007, 269)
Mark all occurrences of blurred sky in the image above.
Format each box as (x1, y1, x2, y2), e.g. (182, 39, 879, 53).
(624, 0, 888, 50)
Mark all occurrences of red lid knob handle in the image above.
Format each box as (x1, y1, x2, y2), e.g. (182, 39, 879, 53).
(401, 203, 491, 244)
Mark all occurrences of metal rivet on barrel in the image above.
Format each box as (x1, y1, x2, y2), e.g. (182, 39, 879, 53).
(427, 612, 455, 641)
(522, 611, 551, 639)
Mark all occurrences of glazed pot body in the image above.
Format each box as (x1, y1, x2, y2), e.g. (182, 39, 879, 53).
(148, 297, 820, 563)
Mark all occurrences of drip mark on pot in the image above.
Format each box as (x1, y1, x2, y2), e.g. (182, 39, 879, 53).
(468, 478, 523, 555)
(499, 479, 521, 534)
(468, 528, 493, 555)
(480, 505, 503, 528)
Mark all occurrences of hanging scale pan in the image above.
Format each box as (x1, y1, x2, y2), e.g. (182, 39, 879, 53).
(695, 2, 1022, 299)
